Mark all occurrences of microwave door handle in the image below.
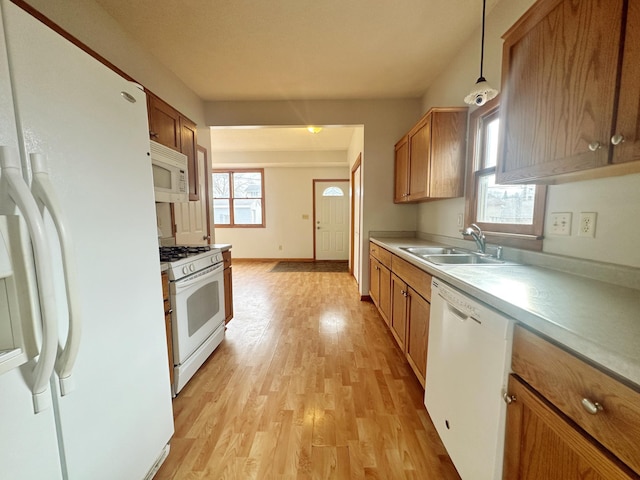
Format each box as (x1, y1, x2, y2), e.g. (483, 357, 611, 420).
(30, 153, 81, 396)
(0, 147, 58, 413)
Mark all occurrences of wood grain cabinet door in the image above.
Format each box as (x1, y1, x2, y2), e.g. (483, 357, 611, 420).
(612, 0, 640, 165)
(394, 135, 410, 202)
(390, 273, 407, 350)
(405, 287, 429, 388)
(148, 93, 181, 150)
(408, 115, 431, 201)
(180, 116, 198, 201)
(498, 0, 625, 183)
(503, 375, 636, 480)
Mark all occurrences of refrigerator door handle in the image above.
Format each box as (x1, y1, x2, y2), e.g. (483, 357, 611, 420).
(0, 146, 58, 413)
(30, 153, 81, 395)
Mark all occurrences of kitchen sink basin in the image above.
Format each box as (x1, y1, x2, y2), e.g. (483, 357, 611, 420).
(425, 254, 506, 265)
(400, 246, 457, 256)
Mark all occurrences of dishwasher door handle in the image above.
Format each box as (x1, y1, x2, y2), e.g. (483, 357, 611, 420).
(440, 293, 482, 324)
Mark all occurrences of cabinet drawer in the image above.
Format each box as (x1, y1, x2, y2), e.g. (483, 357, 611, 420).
(369, 242, 391, 268)
(512, 325, 640, 475)
(390, 255, 431, 302)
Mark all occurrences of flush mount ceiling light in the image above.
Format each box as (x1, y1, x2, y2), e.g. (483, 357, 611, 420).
(464, 0, 499, 106)
(307, 126, 323, 134)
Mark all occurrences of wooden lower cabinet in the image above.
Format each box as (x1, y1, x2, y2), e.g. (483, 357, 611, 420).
(503, 375, 636, 480)
(388, 267, 431, 387)
(390, 273, 407, 349)
(223, 250, 233, 324)
(369, 256, 391, 325)
(161, 271, 174, 388)
(405, 287, 429, 387)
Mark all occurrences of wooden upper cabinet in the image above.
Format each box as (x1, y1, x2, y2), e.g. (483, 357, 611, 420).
(147, 91, 199, 200)
(180, 116, 199, 201)
(408, 114, 431, 201)
(497, 0, 640, 184)
(612, 0, 640, 165)
(394, 135, 410, 202)
(395, 107, 467, 202)
(148, 93, 181, 150)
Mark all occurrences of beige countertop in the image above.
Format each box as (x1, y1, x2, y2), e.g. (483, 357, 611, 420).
(371, 236, 640, 389)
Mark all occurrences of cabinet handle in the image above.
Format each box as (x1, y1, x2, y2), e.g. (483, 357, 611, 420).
(588, 141, 601, 152)
(149, 131, 159, 138)
(401, 289, 408, 297)
(611, 134, 625, 145)
(503, 392, 516, 404)
(581, 398, 603, 415)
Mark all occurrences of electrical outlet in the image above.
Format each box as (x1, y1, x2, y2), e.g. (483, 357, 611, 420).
(578, 212, 597, 238)
(278, 245, 283, 251)
(549, 212, 572, 236)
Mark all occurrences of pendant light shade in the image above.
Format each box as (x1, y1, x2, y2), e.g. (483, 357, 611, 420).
(464, 0, 498, 106)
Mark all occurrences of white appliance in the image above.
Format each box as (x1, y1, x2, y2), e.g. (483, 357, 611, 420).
(151, 140, 189, 203)
(0, 2, 174, 479)
(425, 278, 513, 480)
(160, 246, 225, 394)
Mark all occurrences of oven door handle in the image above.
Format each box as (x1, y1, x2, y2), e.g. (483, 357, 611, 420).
(174, 262, 224, 291)
(30, 153, 81, 396)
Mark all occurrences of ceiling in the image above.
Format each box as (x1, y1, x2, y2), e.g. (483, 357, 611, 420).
(92, 0, 498, 102)
(210, 126, 359, 152)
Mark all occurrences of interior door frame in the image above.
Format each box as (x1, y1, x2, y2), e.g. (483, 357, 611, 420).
(312, 179, 349, 261)
(350, 153, 362, 277)
(198, 145, 212, 243)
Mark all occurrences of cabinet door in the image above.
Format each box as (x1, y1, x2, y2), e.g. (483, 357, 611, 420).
(405, 287, 429, 387)
(503, 376, 634, 480)
(390, 273, 407, 350)
(224, 265, 233, 324)
(408, 116, 430, 201)
(369, 256, 381, 307)
(612, 0, 640, 165)
(394, 136, 410, 202)
(376, 263, 391, 326)
(148, 93, 181, 150)
(429, 110, 467, 198)
(180, 116, 199, 201)
(498, 0, 624, 183)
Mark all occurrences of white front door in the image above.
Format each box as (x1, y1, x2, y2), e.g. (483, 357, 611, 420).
(174, 146, 210, 245)
(314, 180, 349, 260)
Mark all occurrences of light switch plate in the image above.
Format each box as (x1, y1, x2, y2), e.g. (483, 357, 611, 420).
(549, 212, 572, 236)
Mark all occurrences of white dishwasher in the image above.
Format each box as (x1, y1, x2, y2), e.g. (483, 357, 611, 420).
(424, 278, 513, 480)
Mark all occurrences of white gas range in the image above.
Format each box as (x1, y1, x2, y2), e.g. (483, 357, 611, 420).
(160, 245, 225, 395)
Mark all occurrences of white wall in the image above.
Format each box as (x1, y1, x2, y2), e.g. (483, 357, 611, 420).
(212, 162, 349, 259)
(418, 0, 640, 268)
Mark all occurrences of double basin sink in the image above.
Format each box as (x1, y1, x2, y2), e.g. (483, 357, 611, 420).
(400, 246, 507, 265)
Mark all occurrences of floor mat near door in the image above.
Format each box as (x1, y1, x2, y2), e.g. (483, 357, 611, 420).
(270, 261, 349, 273)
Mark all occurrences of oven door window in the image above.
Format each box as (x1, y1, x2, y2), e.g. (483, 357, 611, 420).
(187, 279, 220, 336)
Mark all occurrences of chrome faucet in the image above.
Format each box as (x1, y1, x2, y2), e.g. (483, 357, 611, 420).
(463, 223, 486, 254)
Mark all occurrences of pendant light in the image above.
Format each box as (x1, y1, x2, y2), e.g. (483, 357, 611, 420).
(464, 0, 498, 106)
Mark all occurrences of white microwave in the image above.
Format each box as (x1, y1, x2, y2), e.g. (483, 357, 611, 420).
(150, 140, 189, 203)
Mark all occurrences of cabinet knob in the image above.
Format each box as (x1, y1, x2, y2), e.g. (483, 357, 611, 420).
(588, 141, 602, 152)
(581, 398, 603, 415)
(611, 134, 625, 145)
(149, 131, 159, 138)
(503, 392, 516, 404)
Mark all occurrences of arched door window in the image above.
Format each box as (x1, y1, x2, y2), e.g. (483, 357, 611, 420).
(322, 186, 344, 197)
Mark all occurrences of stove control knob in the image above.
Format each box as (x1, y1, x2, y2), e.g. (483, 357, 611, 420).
(189, 264, 195, 272)
(211, 256, 216, 264)
(182, 266, 189, 275)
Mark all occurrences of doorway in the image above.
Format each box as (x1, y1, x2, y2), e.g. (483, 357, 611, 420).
(313, 180, 349, 260)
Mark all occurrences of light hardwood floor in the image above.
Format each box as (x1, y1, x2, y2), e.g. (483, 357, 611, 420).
(155, 261, 460, 480)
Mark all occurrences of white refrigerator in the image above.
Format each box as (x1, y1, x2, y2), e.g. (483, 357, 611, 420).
(0, 1, 174, 479)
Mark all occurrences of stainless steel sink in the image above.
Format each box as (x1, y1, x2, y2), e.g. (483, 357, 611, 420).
(425, 254, 506, 265)
(400, 246, 457, 256)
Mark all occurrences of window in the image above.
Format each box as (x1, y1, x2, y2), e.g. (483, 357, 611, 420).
(212, 169, 265, 227)
(322, 186, 344, 197)
(465, 97, 546, 250)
